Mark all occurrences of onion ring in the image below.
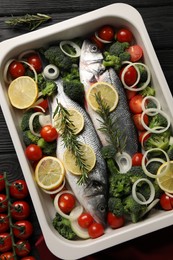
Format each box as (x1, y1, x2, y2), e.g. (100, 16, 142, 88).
(132, 178, 155, 205)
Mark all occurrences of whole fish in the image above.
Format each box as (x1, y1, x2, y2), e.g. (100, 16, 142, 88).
(51, 79, 108, 225)
(79, 40, 138, 171)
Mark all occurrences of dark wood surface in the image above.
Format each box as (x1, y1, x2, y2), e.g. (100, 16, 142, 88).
(0, 1, 173, 259)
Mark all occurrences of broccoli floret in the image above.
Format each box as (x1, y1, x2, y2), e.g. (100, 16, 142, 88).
(139, 86, 155, 97)
(123, 195, 147, 223)
(143, 130, 171, 151)
(149, 113, 168, 129)
(37, 138, 57, 155)
(139, 180, 163, 200)
(108, 41, 130, 56)
(109, 173, 131, 198)
(37, 74, 57, 97)
(119, 51, 131, 62)
(23, 130, 40, 146)
(108, 197, 124, 217)
(21, 110, 41, 132)
(102, 52, 121, 71)
(136, 64, 148, 82)
(52, 213, 77, 240)
(127, 166, 147, 184)
(167, 144, 173, 160)
(146, 161, 162, 175)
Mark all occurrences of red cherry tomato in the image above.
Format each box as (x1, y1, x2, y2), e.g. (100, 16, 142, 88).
(90, 35, 104, 49)
(132, 153, 144, 166)
(0, 233, 12, 252)
(34, 99, 48, 112)
(133, 113, 149, 131)
(139, 131, 151, 144)
(0, 194, 8, 213)
(160, 193, 173, 211)
(58, 193, 76, 214)
(21, 257, 36, 260)
(88, 222, 104, 239)
(8, 61, 25, 79)
(116, 28, 133, 43)
(98, 25, 115, 41)
(40, 125, 58, 142)
(0, 252, 15, 260)
(25, 144, 42, 161)
(27, 54, 42, 73)
(11, 200, 30, 220)
(129, 94, 143, 114)
(0, 174, 5, 192)
(78, 212, 94, 229)
(0, 213, 9, 233)
(120, 66, 138, 86)
(125, 88, 137, 100)
(107, 212, 125, 229)
(13, 220, 33, 239)
(127, 45, 143, 62)
(10, 180, 29, 199)
(15, 240, 31, 257)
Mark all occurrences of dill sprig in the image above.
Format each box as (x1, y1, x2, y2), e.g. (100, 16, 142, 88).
(5, 13, 52, 31)
(95, 92, 127, 153)
(53, 102, 90, 185)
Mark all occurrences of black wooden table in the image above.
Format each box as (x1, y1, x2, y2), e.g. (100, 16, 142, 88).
(0, 1, 173, 259)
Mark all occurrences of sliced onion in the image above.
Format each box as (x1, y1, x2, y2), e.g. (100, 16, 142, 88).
(69, 205, 83, 221)
(132, 178, 155, 205)
(19, 60, 38, 82)
(41, 178, 66, 194)
(115, 152, 132, 173)
(95, 31, 113, 44)
(3, 58, 15, 84)
(18, 49, 36, 60)
(71, 219, 90, 239)
(29, 111, 43, 137)
(142, 148, 170, 178)
(140, 130, 151, 150)
(141, 199, 160, 217)
(43, 64, 60, 80)
(60, 41, 81, 58)
(141, 96, 161, 114)
(141, 108, 170, 134)
(39, 114, 51, 126)
(169, 136, 173, 145)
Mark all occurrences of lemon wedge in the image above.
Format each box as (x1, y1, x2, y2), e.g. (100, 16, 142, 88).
(157, 161, 173, 193)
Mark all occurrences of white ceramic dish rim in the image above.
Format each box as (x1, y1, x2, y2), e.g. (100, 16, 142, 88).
(0, 3, 173, 259)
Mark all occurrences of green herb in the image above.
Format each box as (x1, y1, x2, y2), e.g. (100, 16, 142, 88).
(5, 13, 51, 31)
(53, 101, 90, 185)
(95, 92, 127, 153)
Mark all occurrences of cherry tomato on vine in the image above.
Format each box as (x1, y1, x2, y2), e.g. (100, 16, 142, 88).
(40, 125, 58, 142)
(27, 54, 42, 73)
(88, 222, 104, 239)
(107, 212, 125, 229)
(0, 233, 12, 252)
(13, 220, 33, 239)
(25, 144, 42, 161)
(11, 200, 30, 220)
(21, 257, 36, 260)
(129, 94, 144, 114)
(116, 28, 133, 43)
(78, 212, 94, 229)
(160, 193, 173, 211)
(0, 194, 8, 213)
(0, 213, 9, 233)
(8, 61, 25, 79)
(0, 252, 15, 260)
(10, 180, 29, 199)
(120, 66, 138, 86)
(132, 153, 144, 166)
(127, 45, 143, 62)
(98, 25, 115, 41)
(0, 174, 5, 192)
(34, 99, 48, 112)
(90, 35, 104, 49)
(58, 193, 76, 214)
(133, 113, 149, 131)
(15, 240, 31, 257)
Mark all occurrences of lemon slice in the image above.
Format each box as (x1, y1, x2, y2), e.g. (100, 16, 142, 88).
(63, 143, 96, 175)
(86, 81, 119, 112)
(8, 76, 38, 109)
(35, 156, 65, 190)
(157, 161, 173, 193)
(54, 108, 84, 135)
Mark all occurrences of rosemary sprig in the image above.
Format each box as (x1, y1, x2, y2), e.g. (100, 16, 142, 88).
(53, 102, 90, 185)
(95, 92, 127, 153)
(5, 13, 52, 31)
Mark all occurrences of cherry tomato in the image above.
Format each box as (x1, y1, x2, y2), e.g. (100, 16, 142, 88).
(13, 220, 33, 239)
(90, 35, 104, 49)
(0, 214, 9, 233)
(11, 201, 30, 220)
(40, 125, 58, 142)
(116, 28, 133, 43)
(0, 252, 15, 260)
(15, 240, 31, 257)
(129, 94, 143, 114)
(10, 180, 29, 199)
(78, 212, 94, 229)
(120, 66, 138, 86)
(58, 193, 76, 214)
(139, 131, 151, 144)
(132, 153, 144, 166)
(125, 88, 137, 100)
(127, 45, 143, 62)
(34, 99, 48, 112)
(27, 54, 42, 73)
(160, 193, 173, 211)
(133, 113, 149, 131)
(0, 174, 5, 192)
(0, 233, 12, 252)
(8, 61, 25, 79)
(21, 257, 36, 260)
(98, 25, 115, 41)
(25, 144, 42, 161)
(88, 222, 104, 239)
(0, 194, 8, 213)
(107, 212, 125, 229)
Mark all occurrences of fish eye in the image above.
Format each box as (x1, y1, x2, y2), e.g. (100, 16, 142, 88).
(90, 44, 98, 53)
(98, 204, 106, 213)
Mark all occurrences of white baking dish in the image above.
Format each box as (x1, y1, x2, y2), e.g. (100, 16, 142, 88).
(0, 3, 173, 259)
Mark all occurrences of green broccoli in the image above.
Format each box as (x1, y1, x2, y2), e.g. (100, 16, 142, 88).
(127, 166, 148, 184)
(37, 138, 57, 155)
(167, 144, 173, 160)
(52, 213, 77, 240)
(143, 130, 171, 152)
(139, 86, 155, 97)
(146, 161, 162, 175)
(23, 130, 40, 146)
(149, 113, 168, 129)
(139, 180, 163, 200)
(136, 64, 148, 82)
(109, 173, 131, 198)
(21, 110, 41, 132)
(119, 51, 131, 62)
(108, 41, 130, 56)
(123, 195, 147, 223)
(108, 197, 124, 217)
(102, 52, 121, 71)
(37, 74, 57, 97)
